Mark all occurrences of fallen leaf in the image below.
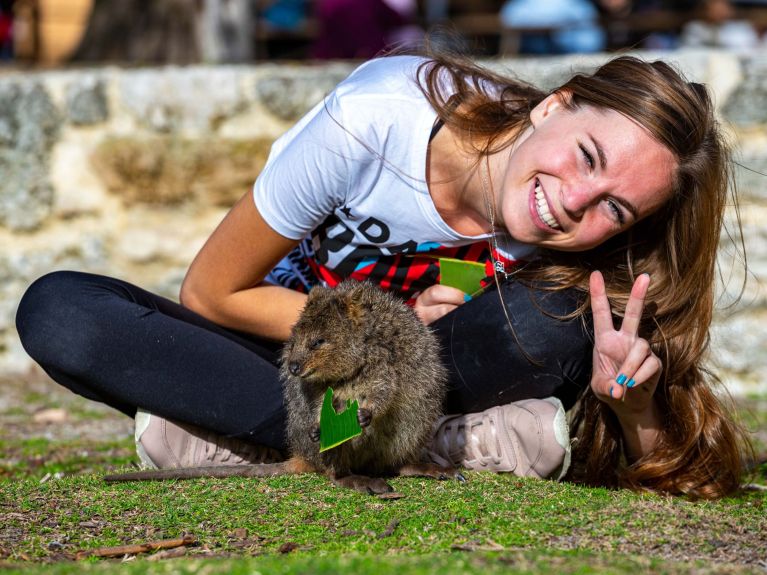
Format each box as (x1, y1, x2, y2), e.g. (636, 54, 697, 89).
(378, 519, 400, 538)
(377, 492, 406, 500)
(278, 542, 298, 554)
(32, 408, 69, 424)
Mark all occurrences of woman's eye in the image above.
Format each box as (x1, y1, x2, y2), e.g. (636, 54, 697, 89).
(579, 143, 594, 169)
(606, 199, 625, 225)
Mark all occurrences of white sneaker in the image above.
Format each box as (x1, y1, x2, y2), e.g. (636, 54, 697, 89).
(135, 409, 283, 469)
(422, 397, 571, 480)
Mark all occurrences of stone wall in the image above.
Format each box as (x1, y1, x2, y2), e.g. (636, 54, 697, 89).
(1, 50, 765, 395)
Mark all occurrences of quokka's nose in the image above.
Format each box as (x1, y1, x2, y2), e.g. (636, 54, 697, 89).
(288, 361, 301, 376)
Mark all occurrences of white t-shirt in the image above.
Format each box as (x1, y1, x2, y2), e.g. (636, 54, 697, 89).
(253, 55, 536, 299)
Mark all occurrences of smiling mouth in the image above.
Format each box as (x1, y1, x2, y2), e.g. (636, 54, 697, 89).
(534, 179, 562, 230)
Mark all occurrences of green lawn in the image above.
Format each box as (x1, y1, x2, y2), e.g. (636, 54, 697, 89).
(1, 380, 765, 574)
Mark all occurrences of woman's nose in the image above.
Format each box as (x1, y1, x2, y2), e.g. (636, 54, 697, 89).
(561, 182, 594, 219)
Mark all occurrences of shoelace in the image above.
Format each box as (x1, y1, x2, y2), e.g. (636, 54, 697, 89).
(425, 412, 503, 468)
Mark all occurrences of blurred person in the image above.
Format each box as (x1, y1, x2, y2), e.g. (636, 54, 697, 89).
(0, 0, 13, 60)
(596, 0, 633, 17)
(262, 0, 307, 30)
(424, 0, 449, 25)
(312, 0, 422, 59)
(680, 0, 760, 52)
(500, 0, 606, 54)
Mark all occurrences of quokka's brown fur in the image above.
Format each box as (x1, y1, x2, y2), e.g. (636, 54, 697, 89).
(281, 279, 447, 477)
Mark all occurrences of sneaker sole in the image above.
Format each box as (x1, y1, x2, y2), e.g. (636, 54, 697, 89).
(542, 397, 571, 481)
(134, 409, 158, 470)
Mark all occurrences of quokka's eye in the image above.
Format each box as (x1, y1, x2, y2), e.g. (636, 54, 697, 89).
(309, 338, 326, 350)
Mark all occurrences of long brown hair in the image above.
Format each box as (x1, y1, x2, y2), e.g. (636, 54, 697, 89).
(417, 53, 752, 499)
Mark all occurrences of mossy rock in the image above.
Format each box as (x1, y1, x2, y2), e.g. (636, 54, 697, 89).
(92, 136, 274, 206)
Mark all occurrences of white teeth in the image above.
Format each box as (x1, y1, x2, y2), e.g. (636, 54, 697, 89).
(534, 182, 561, 230)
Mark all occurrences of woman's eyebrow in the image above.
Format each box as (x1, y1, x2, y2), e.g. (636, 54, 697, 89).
(589, 133, 607, 170)
(616, 196, 639, 220)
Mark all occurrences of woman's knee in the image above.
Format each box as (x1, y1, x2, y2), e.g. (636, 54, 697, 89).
(433, 280, 593, 409)
(16, 271, 103, 369)
(494, 281, 593, 391)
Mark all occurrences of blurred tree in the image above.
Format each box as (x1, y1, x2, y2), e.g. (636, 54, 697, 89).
(70, 0, 204, 64)
(199, 0, 253, 62)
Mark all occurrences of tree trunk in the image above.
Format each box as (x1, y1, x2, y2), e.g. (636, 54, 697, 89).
(199, 0, 254, 63)
(70, 0, 205, 64)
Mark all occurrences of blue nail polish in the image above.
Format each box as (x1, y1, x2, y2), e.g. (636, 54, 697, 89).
(627, 379, 636, 388)
(463, 294, 472, 303)
(609, 386, 614, 398)
(616, 374, 627, 385)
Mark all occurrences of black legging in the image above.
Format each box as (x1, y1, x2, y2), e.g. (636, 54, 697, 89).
(15, 271, 593, 452)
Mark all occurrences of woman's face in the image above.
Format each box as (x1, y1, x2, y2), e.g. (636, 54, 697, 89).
(497, 93, 677, 252)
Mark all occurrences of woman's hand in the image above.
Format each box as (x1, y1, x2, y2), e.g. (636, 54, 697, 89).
(413, 284, 468, 325)
(589, 270, 662, 457)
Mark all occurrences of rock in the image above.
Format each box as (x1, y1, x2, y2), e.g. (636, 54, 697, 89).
(0, 149, 54, 231)
(119, 67, 246, 133)
(11, 82, 61, 155)
(0, 82, 61, 151)
(734, 156, 767, 201)
(0, 235, 108, 284)
(0, 80, 61, 231)
(0, 85, 18, 146)
(711, 310, 767, 374)
(255, 64, 354, 121)
(486, 54, 604, 91)
(50, 140, 110, 217)
(66, 75, 109, 125)
(722, 54, 767, 126)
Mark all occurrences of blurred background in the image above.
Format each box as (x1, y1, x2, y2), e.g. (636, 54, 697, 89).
(3, 0, 767, 66)
(0, 1, 765, 399)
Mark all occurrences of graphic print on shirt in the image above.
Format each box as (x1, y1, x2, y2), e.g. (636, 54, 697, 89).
(299, 211, 519, 302)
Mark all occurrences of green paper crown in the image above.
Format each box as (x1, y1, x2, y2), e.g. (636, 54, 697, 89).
(439, 257, 487, 296)
(319, 388, 363, 452)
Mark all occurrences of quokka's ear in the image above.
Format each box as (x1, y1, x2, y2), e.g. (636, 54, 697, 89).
(325, 291, 366, 325)
(307, 285, 329, 301)
(345, 298, 366, 325)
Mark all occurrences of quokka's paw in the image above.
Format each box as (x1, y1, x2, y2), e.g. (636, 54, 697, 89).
(357, 407, 372, 428)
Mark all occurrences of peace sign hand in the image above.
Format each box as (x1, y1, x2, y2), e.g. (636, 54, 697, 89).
(589, 271, 662, 415)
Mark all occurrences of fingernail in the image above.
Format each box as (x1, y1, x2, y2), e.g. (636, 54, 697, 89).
(609, 386, 615, 398)
(627, 378, 636, 388)
(616, 374, 627, 385)
(463, 294, 472, 302)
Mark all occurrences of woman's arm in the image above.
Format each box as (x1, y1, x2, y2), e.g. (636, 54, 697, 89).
(180, 192, 307, 342)
(612, 400, 661, 461)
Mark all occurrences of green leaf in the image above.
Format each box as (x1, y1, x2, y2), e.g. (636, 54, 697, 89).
(319, 387, 362, 452)
(439, 257, 487, 295)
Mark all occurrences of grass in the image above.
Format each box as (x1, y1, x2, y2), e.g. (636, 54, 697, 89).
(1, 380, 765, 574)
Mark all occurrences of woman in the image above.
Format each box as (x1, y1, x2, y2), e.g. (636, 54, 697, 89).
(16, 52, 750, 499)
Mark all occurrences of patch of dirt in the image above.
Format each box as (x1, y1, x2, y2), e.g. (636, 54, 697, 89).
(545, 496, 767, 566)
(0, 369, 132, 443)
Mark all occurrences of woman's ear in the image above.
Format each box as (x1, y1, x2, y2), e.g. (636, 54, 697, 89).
(529, 90, 572, 127)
